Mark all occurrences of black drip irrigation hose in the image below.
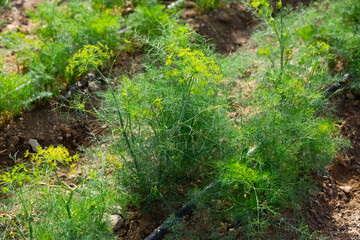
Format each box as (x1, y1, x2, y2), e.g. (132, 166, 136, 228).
(324, 73, 350, 98)
(144, 203, 195, 240)
(144, 183, 215, 240)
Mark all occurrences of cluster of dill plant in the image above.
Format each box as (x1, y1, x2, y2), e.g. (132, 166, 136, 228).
(1, 0, 357, 238)
(164, 0, 351, 238)
(0, 145, 119, 239)
(195, 0, 348, 237)
(0, 0, 121, 121)
(89, 21, 240, 208)
(314, 0, 360, 90)
(62, 1, 348, 238)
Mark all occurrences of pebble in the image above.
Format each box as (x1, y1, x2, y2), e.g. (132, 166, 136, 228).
(28, 139, 41, 152)
(218, 12, 232, 22)
(228, 228, 236, 237)
(108, 214, 124, 233)
(339, 186, 352, 193)
(88, 81, 102, 92)
(8, 135, 20, 152)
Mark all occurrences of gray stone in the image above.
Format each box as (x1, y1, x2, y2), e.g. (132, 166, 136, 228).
(28, 139, 41, 152)
(88, 81, 102, 92)
(108, 214, 124, 233)
(218, 12, 232, 22)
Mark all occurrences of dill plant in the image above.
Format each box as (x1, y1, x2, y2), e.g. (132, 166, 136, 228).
(312, 0, 360, 90)
(67, 21, 239, 209)
(0, 72, 53, 124)
(169, 1, 347, 238)
(0, 0, 122, 121)
(127, 3, 170, 36)
(196, 0, 221, 12)
(31, 0, 121, 84)
(0, 146, 118, 239)
(211, 0, 344, 237)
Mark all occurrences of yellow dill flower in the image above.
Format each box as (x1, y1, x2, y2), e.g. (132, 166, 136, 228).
(67, 43, 113, 77)
(165, 53, 173, 66)
(154, 98, 164, 110)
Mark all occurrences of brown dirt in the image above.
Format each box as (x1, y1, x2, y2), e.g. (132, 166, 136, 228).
(306, 89, 360, 239)
(181, 0, 316, 54)
(0, 0, 94, 166)
(0, 0, 40, 33)
(0, 103, 94, 167)
(114, 207, 169, 240)
(181, 2, 258, 54)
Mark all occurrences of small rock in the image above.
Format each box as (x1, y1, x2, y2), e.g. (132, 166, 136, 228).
(327, 188, 334, 197)
(218, 12, 232, 22)
(109, 214, 124, 233)
(28, 139, 41, 152)
(88, 81, 102, 92)
(339, 186, 352, 193)
(184, 9, 197, 18)
(168, 0, 185, 9)
(8, 136, 20, 152)
(308, 189, 318, 197)
(235, 37, 248, 45)
(228, 228, 236, 237)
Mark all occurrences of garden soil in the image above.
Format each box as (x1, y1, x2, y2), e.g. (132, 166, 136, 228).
(1, 0, 360, 239)
(0, 0, 93, 166)
(306, 89, 360, 239)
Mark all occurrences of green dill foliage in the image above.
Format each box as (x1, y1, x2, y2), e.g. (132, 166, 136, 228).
(314, 0, 360, 89)
(127, 3, 170, 36)
(94, 21, 238, 208)
(189, 0, 346, 237)
(0, 72, 53, 124)
(0, 146, 119, 239)
(255, 0, 360, 90)
(0, 32, 53, 122)
(196, 0, 221, 12)
(31, 0, 121, 83)
(0, 0, 10, 8)
(0, 0, 123, 121)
